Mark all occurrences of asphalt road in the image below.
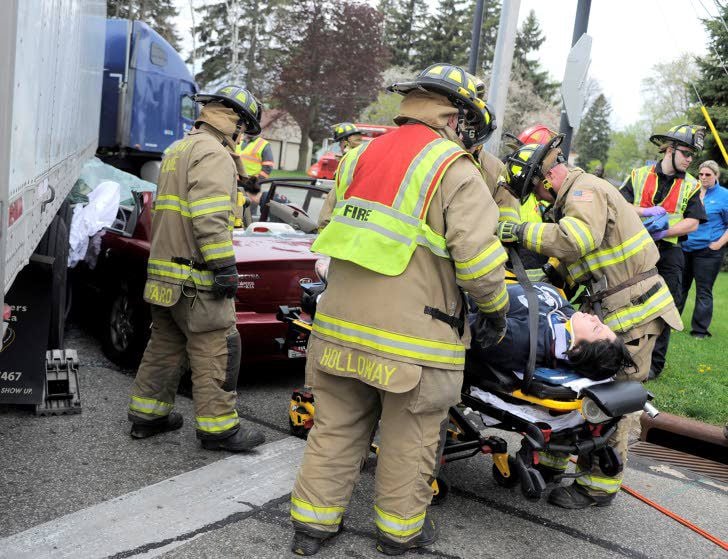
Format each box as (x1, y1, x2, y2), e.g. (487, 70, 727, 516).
(0, 325, 726, 559)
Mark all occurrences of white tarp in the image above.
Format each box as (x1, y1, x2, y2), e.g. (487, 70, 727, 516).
(68, 181, 120, 268)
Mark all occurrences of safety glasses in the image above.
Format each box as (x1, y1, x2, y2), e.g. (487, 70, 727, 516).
(675, 148, 695, 159)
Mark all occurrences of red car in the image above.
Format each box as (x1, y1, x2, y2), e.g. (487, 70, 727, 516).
(74, 178, 328, 367)
(307, 123, 396, 180)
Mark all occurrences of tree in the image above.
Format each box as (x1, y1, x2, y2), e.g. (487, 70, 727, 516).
(107, 0, 181, 50)
(694, 3, 728, 167)
(415, 0, 469, 68)
(604, 121, 654, 181)
(641, 54, 699, 130)
(273, 1, 388, 171)
(191, 0, 282, 95)
(513, 10, 558, 102)
(379, 0, 429, 67)
(359, 67, 417, 125)
(575, 94, 612, 168)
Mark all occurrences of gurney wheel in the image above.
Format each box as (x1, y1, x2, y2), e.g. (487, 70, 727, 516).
(492, 456, 519, 488)
(431, 476, 450, 506)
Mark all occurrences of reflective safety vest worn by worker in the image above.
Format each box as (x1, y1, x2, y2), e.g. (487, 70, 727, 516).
(236, 137, 270, 177)
(629, 165, 699, 244)
(311, 123, 468, 276)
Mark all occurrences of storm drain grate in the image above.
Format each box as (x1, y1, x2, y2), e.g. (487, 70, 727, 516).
(629, 441, 728, 484)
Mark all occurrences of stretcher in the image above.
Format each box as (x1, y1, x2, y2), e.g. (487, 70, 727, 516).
(278, 248, 657, 502)
(278, 301, 655, 502)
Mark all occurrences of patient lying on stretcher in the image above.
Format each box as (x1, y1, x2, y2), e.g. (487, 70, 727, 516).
(468, 283, 636, 382)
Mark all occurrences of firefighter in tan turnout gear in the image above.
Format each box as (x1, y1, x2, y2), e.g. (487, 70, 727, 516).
(290, 64, 508, 556)
(127, 85, 265, 452)
(497, 136, 682, 508)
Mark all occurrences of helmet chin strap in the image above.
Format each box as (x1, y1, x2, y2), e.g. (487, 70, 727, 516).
(231, 115, 246, 144)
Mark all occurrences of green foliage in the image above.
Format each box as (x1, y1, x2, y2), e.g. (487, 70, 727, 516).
(574, 94, 612, 169)
(107, 0, 180, 49)
(379, 0, 429, 68)
(414, 0, 469, 68)
(694, 3, 728, 167)
(649, 273, 728, 425)
(604, 121, 654, 182)
(191, 0, 282, 95)
(513, 10, 559, 102)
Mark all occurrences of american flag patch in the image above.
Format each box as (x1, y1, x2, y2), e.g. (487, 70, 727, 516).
(572, 189, 593, 202)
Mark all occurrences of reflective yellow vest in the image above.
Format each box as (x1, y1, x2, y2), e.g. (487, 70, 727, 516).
(311, 124, 469, 276)
(236, 137, 270, 177)
(630, 165, 699, 244)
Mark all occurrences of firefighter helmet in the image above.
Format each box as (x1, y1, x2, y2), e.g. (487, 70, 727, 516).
(332, 122, 362, 142)
(192, 85, 262, 136)
(388, 63, 496, 147)
(649, 124, 706, 152)
(503, 135, 564, 203)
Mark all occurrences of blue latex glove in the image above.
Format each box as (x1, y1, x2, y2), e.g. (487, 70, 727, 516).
(642, 206, 667, 218)
(651, 229, 669, 242)
(643, 213, 669, 235)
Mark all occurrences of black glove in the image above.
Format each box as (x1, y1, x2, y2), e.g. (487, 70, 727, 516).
(474, 312, 507, 349)
(238, 175, 260, 194)
(212, 265, 239, 299)
(497, 221, 524, 245)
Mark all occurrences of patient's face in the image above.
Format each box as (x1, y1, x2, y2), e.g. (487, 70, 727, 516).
(571, 312, 617, 344)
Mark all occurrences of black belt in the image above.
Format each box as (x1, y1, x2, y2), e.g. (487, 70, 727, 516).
(171, 256, 208, 271)
(584, 269, 658, 305)
(424, 306, 464, 331)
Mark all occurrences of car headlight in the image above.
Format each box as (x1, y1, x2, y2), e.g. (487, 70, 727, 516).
(580, 397, 612, 424)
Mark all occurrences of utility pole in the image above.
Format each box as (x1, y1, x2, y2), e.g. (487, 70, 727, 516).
(484, 0, 520, 155)
(227, 0, 243, 83)
(468, 0, 485, 75)
(558, 0, 592, 159)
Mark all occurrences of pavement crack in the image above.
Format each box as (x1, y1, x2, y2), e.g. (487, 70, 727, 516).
(449, 486, 649, 559)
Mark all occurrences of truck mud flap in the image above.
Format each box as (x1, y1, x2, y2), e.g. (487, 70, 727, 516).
(35, 349, 82, 416)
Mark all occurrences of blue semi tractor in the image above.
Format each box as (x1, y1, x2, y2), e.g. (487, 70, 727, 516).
(97, 19, 198, 181)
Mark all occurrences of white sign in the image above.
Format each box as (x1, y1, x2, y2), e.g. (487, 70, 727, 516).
(560, 34, 592, 130)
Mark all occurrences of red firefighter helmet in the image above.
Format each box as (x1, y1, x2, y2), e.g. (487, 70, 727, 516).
(517, 124, 557, 146)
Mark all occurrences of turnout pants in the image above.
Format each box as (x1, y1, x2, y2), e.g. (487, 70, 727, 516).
(651, 243, 684, 376)
(542, 320, 662, 496)
(129, 292, 242, 439)
(291, 358, 461, 543)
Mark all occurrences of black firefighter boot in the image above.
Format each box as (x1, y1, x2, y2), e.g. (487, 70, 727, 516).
(376, 515, 438, 556)
(200, 425, 265, 452)
(130, 412, 184, 439)
(548, 482, 616, 509)
(291, 522, 344, 556)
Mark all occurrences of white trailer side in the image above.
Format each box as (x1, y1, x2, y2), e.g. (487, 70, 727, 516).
(0, 0, 105, 345)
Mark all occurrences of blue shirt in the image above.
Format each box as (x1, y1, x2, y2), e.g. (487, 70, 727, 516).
(682, 183, 728, 252)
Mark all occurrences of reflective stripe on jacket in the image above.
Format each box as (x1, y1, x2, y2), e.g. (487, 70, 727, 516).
(147, 125, 237, 291)
(519, 169, 682, 335)
(236, 137, 272, 177)
(630, 165, 700, 244)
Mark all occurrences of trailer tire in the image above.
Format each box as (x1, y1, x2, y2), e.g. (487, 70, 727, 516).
(35, 212, 70, 349)
(102, 280, 151, 368)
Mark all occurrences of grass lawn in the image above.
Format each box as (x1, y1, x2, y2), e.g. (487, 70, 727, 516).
(649, 271, 728, 425)
(269, 169, 310, 178)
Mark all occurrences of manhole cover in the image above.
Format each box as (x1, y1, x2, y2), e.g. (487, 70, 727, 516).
(630, 441, 728, 484)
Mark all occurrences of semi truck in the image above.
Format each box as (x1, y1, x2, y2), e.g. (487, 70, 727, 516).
(97, 19, 198, 182)
(0, 3, 196, 412)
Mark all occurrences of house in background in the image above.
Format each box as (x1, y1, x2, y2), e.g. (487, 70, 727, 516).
(260, 109, 311, 172)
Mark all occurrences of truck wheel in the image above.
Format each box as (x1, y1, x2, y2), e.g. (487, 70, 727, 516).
(35, 211, 70, 349)
(102, 280, 150, 368)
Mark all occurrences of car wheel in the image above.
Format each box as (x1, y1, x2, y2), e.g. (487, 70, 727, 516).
(102, 280, 150, 368)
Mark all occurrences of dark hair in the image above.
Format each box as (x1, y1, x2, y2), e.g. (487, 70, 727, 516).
(565, 337, 636, 381)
